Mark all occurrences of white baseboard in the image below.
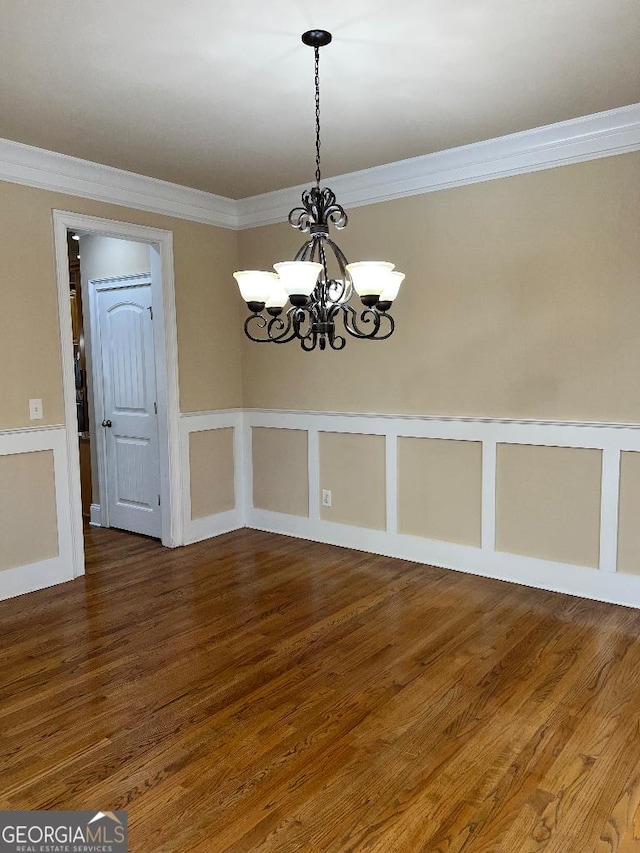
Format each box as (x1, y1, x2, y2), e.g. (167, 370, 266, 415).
(89, 503, 102, 526)
(183, 509, 243, 545)
(0, 555, 76, 601)
(247, 508, 640, 610)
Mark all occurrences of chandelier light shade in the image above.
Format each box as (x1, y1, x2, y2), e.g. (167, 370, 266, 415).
(232, 271, 279, 313)
(273, 261, 323, 302)
(234, 29, 406, 351)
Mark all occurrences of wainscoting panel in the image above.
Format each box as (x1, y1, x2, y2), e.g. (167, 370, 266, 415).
(10, 411, 640, 607)
(244, 410, 640, 608)
(397, 437, 482, 547)
(0, 426, 76, 600)
(180, 410, 244, 544)
(252, 427, 309, 517)
(616, 451, 640, 576)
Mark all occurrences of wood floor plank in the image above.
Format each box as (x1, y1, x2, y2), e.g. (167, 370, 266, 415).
(2, 525, 640, 851)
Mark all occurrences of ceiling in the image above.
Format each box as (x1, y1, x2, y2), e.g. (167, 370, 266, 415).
(0, 0, 638, 199)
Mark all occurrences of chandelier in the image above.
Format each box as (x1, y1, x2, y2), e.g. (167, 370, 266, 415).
(234, 30, 405, 352)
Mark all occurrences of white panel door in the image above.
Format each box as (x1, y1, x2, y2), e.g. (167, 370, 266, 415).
(95, 280, 161, 538)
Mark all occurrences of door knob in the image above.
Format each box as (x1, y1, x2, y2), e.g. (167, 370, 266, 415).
(102, 419, 112, 428)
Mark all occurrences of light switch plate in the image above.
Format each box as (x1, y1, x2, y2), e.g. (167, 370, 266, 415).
(29, 398, 43, 420)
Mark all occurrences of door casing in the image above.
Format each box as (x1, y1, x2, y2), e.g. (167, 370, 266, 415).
(52, 210, 183, 578)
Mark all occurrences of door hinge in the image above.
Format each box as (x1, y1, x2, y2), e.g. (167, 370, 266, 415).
(154, 401, 158, 415)
(158, 494, 161, 506)
(148, 305, 153, 320)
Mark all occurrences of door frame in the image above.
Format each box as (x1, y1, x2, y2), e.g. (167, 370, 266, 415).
(52, 210, 183, 578)
(89, 272, 159, 532)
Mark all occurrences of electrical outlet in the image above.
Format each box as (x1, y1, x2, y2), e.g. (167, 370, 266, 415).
(29, 398, 43, 420)
(322, 489, 332, 508)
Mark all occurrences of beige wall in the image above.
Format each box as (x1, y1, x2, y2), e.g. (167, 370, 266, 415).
(189, 428, 235, 519)
(240, 153, 640, 423)
(0, 179, 241, 432)
(617, 451, 640, 575)
(252, 427, 309, 517)
(496, 444, 602, 567)
(0, 451, 58, 571)
(1, 179, 241, 579)
(5, 150, 640, 587)
(319, 432, 386, 530)
(398, 438, 482, 546)
(240, 156, 640, 576)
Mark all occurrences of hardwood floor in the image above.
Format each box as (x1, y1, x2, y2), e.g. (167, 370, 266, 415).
(2, 527, 640, 851)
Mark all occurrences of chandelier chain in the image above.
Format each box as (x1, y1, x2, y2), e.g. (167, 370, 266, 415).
(314, 46, 321, 189)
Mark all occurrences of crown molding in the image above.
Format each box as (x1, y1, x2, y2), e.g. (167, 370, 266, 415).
(0, 103, 639, 231)
(235, 102, 640, 229)
(0, 137, 238, 229)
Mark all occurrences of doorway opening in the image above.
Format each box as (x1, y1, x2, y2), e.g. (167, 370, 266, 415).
(53, 211, 183, 578)
(68, 235, 163, 537)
